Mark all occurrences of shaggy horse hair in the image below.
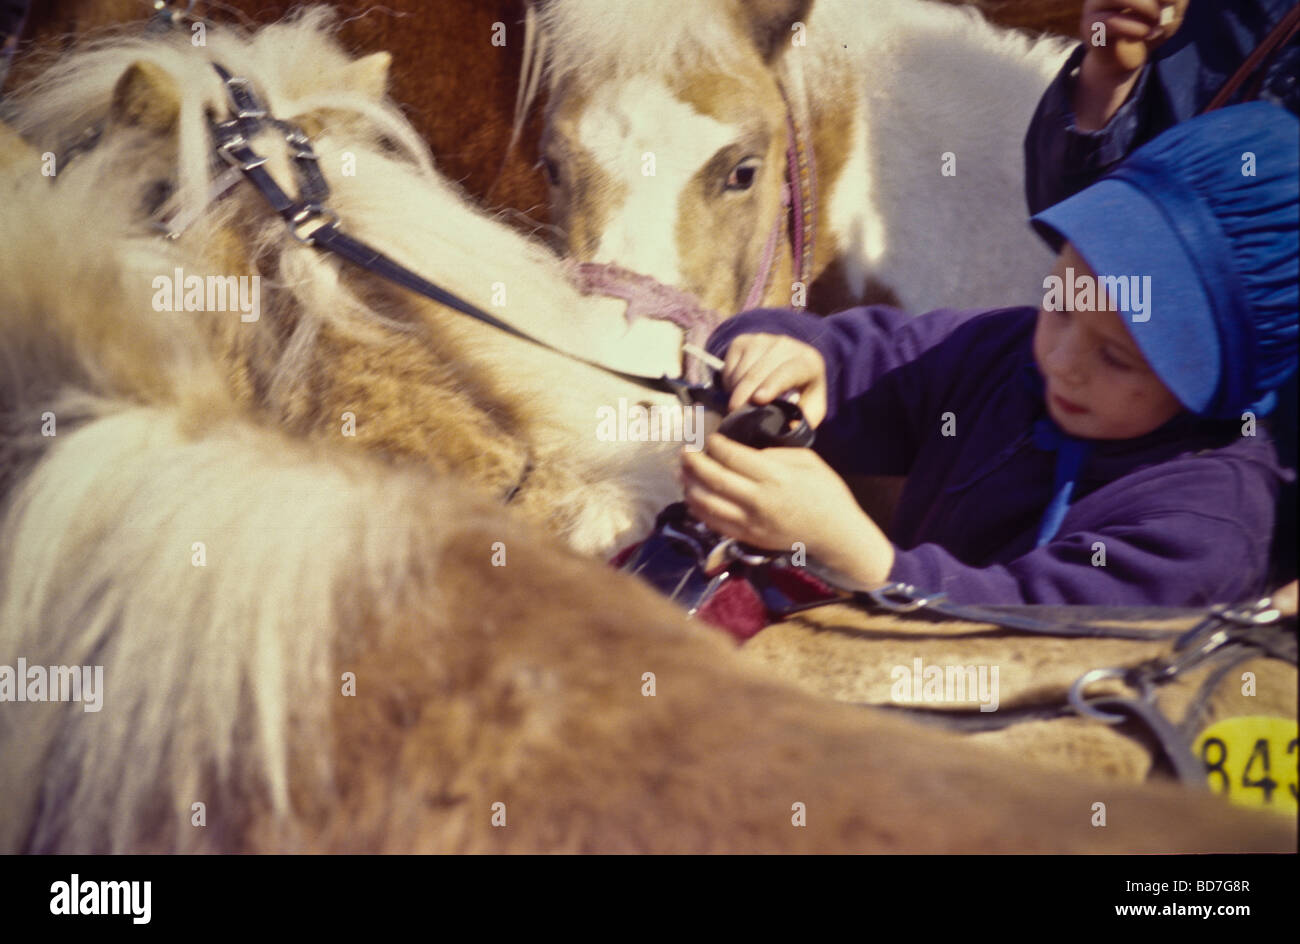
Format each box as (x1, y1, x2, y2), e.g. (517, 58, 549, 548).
(0, 10, 1292, 853)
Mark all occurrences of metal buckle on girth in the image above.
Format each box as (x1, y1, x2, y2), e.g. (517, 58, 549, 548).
(1069, 595, 1290, 724)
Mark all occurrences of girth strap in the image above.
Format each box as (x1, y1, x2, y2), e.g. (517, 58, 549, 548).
(849, 583, 1189, 641)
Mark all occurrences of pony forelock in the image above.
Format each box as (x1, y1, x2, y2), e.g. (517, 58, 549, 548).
(534, 0, 756, 89)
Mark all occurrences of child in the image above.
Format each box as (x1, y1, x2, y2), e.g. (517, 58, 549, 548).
(1025, 0, 1300, 584)
(682, 103, 1298, 606)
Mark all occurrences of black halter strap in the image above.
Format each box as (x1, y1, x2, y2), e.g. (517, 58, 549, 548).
(205, 63, 725, 413)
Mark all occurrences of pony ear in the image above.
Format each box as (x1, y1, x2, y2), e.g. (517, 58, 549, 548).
(109, 61, 180, 133)
(344, 51, 392, 100)
(739, 0, 814, 61)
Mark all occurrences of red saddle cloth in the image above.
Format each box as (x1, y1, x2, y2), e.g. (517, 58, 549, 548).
(610, 541, 840, 642)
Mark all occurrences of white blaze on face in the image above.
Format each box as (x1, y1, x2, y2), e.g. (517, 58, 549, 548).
(577, 75, 741, 288)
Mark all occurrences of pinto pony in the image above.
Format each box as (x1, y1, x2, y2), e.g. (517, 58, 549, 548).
(0, 10, 1292, 854)
(528, 0, 1073, 316)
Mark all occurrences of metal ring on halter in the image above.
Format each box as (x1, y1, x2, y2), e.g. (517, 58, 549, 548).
(1068, 667, 1132, 723)
(289, 205, 339, 245)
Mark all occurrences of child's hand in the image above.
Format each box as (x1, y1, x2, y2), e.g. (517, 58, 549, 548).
(679, 434, 895, 586)
(1074, 0, 1188, 130)
(719, 333, 828, 427)
(1081, 0, 1187, 74)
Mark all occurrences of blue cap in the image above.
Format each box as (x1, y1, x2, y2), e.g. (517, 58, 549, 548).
(1031, 102, 1299, 419)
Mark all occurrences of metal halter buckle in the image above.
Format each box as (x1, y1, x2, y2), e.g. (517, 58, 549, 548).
(221, 75, 269, 122)
(276, 122, 318, 160)
(214, 129, 267, 172)
(288, 205, 340, 245)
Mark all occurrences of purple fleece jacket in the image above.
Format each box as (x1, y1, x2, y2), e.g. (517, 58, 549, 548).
(705, 305, 1288, 606)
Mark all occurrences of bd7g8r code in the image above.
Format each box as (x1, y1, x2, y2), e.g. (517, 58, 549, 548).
(1196, 882, 1250, 892)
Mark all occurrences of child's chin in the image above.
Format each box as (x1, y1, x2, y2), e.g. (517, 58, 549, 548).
(1047, 402, 1094, 437)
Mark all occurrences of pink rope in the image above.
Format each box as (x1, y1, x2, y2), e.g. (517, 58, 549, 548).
(741, 182, 790, 312)
(739, 104, 815, 312)
(799, 108, 818, 287)
(566, 260, 725, 384)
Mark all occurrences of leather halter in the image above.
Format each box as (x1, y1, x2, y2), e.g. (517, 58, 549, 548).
(201, 64, 726, 416)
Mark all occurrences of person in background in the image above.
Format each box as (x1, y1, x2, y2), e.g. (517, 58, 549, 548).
(1025, 0, 1299, 216)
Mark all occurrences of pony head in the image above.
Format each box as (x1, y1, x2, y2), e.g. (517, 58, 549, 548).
(7, 7, 687, 553)
(532, 0, 812, 316)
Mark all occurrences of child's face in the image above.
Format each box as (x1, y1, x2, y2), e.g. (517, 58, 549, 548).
(1033, 244, 1183, 440)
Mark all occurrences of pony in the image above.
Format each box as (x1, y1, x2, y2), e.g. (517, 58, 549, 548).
(5, 6, 693, 556)
(527, 0, 1074, 316)
(0, 8, 1292, 854)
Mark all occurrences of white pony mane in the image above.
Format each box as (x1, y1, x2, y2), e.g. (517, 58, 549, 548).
(0, 98, 504, 852)
(11, 7, 433, 224)
(0, 6, 681, 852)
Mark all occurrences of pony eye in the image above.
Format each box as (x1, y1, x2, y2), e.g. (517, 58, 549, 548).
(724, 158, 760, 192)
(540, 156, 561, 187)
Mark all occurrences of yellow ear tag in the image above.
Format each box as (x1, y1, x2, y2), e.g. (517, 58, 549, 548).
(1193, 716, 1298, 814)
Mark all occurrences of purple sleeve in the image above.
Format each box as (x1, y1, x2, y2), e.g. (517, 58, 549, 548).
(1024, 45, 1157, 217)
(706, 305, 1020, 475)
(706, 305, 984, 425)
(889, 484, 1272, 607)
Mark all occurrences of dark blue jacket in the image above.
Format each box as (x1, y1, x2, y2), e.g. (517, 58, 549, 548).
(706, 305, 1288, 606)
(1025, 0, 1300, 217)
